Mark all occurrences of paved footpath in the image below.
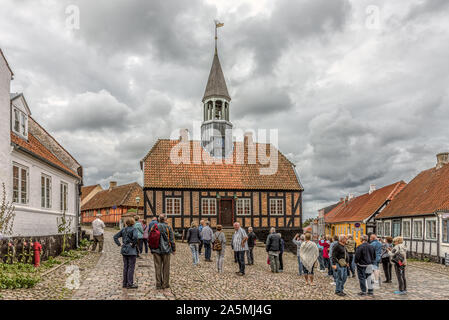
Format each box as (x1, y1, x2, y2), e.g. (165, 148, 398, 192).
(71, 229, 449, 300)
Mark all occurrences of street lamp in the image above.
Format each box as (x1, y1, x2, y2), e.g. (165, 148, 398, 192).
(135, 196, 141, 213)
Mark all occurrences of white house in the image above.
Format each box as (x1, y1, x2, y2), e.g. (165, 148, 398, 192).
(375, 152, 449, 263)
(1, 48, 83, 238)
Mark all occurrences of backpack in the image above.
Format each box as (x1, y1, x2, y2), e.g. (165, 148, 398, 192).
(213, 232, 222, 251)
(392, 252, 405, 266)
(148, 224, 161, 249)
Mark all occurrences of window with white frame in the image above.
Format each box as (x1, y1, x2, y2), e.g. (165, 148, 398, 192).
(425, 219, 437, 240)
(269, 198, 283, 215)
(443, 218, 449, 243)
(60, 182, 68, 212)
(12, 163, 28, 204)
(402, 220, 411, 238)
(12, 107, 28, 138)
(41, 174, 52, 209)
(165, 197, 181, 215)
(201, 198, 216, 215)
(236, 198, 251, 215)
(413, 220, 423, 239)
(377, 221, 383, 236)
(384, 221, 391, 236)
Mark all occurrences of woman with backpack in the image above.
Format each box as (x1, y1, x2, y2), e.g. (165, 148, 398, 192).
(113, 218, 139, 289)
(212, 225, 226, 273)
(388, 236, 407, 295)
(186, 221, 201, 266)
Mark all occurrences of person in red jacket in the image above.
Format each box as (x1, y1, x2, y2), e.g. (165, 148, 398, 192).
(319, 236, 332, 276)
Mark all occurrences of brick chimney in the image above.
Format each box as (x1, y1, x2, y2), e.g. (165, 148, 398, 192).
(369, 184, 376, 194)
(109, 181, 117, 189)
(436, 152, 449, 170)
(244, 131, 253, 145)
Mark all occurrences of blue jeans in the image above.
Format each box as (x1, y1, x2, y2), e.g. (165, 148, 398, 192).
(318, 251, 325, 270)
(237, 251, 246, 274)
(189, 243, 199, 265)
(335, 265, 348, 293)
(297, 256, 304, 275)
(203, 240, 211, 260)
(357, 265, 373, 293)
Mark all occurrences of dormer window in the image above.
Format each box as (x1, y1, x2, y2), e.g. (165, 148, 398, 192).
(12, 107, 28, 138)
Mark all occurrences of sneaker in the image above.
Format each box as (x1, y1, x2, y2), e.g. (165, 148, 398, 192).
(367, 291, 374, 296)
(101, 250, 105, 253)
(128, 284, 138, 289)
(394, 290, 404, 295)
(330, 282, 336, 285)
(358, 292, 366, 296)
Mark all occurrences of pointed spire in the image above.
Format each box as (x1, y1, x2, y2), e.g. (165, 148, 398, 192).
(202, 53, 231, 102)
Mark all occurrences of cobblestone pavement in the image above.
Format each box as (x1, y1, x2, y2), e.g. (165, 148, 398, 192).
(70, 229, 449, 300)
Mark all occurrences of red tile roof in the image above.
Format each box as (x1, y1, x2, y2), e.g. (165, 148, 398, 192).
(11, 132, 80, 179)
(81, 182, 143, 211)
(142, 139, 303, 191)
(377, 164, 449, 218)
(81, 184, 102, 201)
(325, 181, 406, 223)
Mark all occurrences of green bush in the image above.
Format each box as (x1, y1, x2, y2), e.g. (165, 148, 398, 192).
(0, 272, 40, 289)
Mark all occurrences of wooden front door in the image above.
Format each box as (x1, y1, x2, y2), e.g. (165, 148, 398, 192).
(220, 199, 233, 227)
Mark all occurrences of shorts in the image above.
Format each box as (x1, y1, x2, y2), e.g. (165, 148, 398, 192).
(302, 265, 314, 275)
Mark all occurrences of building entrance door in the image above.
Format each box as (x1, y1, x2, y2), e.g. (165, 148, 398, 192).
(220, 200, 233, 227)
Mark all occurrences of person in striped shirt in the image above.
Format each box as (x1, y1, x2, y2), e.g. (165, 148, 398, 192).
(231, 222, 248, 276)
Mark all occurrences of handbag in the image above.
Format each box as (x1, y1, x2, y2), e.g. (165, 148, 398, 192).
(337, 247, 348, 267)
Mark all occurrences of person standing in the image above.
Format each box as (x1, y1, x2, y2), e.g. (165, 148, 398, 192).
(388, 236, 407, 295)
(92, 213, 106, 253)
(246, 227, 257, 265)
(293, 234, 304, 276)
(331, 235, 350, 297)
(300, 233, 319, 285)
(370, 234, 382, 287)
(186, 221, 201, 266)
(278, 233, 285, 272)
(329, 235, 339, 285)
(354, 235, 376, 296)
(113, 218, 139, 289)
(134, 215, 144, 258)
(212, 225, 226, 273)
(317, 235, 326, 271)
(150, 214, 176, 290)
(232, 222, 249, 276)
(198, 219, 205, 255)
(345, 234, 356, 278)
(148, 217, 158, 230)
(201, 221, 213, 262)
(141, 219, 149, 254)
(381, 236, 393, 283)
(265, 228, 281, 273)
(319, 236, 332, 276)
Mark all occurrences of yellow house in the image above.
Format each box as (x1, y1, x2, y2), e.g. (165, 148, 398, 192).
(324, 182, 407, 245)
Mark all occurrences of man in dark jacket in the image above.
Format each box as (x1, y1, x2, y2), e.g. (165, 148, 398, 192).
(265, 228, 281, 273)
(246, 227, 257, 265)
(354, 234, 376, 296)
(331, 235, 350, 296)
(151, 214, 176, 290)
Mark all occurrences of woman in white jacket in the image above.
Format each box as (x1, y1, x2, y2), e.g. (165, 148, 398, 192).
(388, 236, 407, 295)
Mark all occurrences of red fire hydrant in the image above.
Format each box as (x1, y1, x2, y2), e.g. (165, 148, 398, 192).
(33, 241, 42, 267)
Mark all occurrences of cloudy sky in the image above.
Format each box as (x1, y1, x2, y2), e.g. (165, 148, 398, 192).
(1, 0, 448, 219)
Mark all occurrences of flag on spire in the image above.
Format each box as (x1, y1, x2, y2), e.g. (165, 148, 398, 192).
(215, 20, 224, 28)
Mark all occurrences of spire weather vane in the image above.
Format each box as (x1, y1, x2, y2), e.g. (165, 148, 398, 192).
(214, 20, 224, 54)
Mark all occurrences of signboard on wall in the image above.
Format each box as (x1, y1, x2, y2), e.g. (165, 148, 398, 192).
(355, 223, 361, 228)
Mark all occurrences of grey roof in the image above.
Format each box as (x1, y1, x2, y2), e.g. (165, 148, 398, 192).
(202, 53, 231, 102)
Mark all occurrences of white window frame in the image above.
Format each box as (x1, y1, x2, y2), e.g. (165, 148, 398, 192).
(236, 198, 251, 216)
(11, 107, 28, 139)
(12, 163, 29, 204)
(377, 221, 383, 236)
(201, 198, 217, 216)
(413, 219, 423, 239)
(384, 221, 391, 237)
(402, 219, 411, 239)
(60, 182, 68, 212)
(41, 174, 52, 209)
(165, 197, 181, 215)
(269, 198, 284, 215)
(425, 218, 437, 241)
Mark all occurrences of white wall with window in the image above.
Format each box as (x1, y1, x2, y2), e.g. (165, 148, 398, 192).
(236, 198, 251, 215)
(10, 149, 78, 236)
(201, 198, 216, 215)
(269, 198, 284, 215)
(412, 219, 423, 239)
(402, 219, 411, 238)
(425, 218, 437, 241)
(165, 197, 181, 215)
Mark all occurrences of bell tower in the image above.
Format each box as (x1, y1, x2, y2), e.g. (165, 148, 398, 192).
(201, 21, 233, 158)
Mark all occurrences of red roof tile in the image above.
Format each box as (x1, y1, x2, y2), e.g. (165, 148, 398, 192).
(325, 181, 406, 223)
(11, 132, 80, 179)
(377, 164, 449, 218)
(142, 139, 303, 191)
(82, 182, 143, 211)
(81, 184, 102, 201)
